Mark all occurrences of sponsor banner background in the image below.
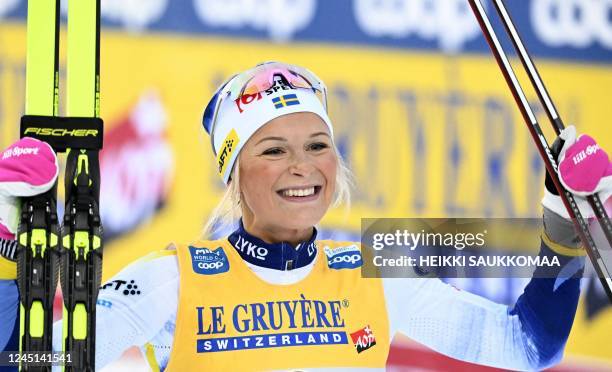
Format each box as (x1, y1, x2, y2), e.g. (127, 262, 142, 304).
(1, 0, 612, 62)
(1, 1, 612, 367)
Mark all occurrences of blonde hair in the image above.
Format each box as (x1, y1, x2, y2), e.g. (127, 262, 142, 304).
(202, 149, 354, 239)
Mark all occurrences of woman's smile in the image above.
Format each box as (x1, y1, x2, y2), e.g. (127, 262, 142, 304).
(276, 185, 323, 202)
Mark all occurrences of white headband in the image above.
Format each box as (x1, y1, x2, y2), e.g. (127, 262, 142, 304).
(212, 77, 333, 184)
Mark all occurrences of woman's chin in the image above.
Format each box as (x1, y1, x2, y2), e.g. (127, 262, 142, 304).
(274, 213, 324, 231)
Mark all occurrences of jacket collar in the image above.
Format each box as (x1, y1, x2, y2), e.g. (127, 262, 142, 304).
(228, 220, 318, 271)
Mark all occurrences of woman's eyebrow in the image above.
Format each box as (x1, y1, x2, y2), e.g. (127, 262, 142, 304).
(256, 132, 330, 145)
(310, 132, 330, 138)
(256, 136, 287, 145)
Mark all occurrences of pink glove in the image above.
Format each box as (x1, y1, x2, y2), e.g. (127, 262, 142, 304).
(542, 126, 612, 219)
(558, 131, 612, 196)
(0, 138, 59, 240)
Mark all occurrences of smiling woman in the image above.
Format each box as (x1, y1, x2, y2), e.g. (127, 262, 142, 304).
(206, 112, 351, 245)
(202, 64, 353, 243)
(160, 62, 590, 370)
(0, 61, 608, 371)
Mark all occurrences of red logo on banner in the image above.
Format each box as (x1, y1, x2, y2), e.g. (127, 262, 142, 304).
(350, 325, 376, 353)
(99, 91, 174, 238)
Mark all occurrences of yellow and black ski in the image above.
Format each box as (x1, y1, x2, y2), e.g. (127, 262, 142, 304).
(17, 1, 61, 371)
(18, 0, 103, 370)
(61, 0, 103, 370)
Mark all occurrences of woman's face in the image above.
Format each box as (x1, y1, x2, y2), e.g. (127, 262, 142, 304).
(238, 112, 337, 239)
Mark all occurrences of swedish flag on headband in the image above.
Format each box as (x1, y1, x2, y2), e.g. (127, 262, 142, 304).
(272, 94, 300, 109)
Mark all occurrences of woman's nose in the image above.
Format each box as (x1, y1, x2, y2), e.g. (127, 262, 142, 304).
(288, 153, 315, 177)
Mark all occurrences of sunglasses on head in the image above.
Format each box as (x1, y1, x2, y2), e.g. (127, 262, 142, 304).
(203, 62, 328, 155)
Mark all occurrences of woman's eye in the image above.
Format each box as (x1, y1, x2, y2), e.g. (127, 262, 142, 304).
(262, 147, 285, 155)
(308, 142, 329, 151)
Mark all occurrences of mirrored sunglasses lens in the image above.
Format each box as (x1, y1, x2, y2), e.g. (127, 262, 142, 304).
(242, 81, 269, 95)
(230, 64, 324, 100)
(286, 74, 312, 89)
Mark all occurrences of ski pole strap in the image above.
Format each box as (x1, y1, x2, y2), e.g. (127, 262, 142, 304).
(20, 115, 104, 152)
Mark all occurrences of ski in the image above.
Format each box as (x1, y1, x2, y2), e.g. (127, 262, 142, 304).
(468, 0, 612, 302)
(18, 0, 104, 370)
(488, 0, 612, 250)
(16, 1, 61, 371)
(61, 0, 103, 370)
